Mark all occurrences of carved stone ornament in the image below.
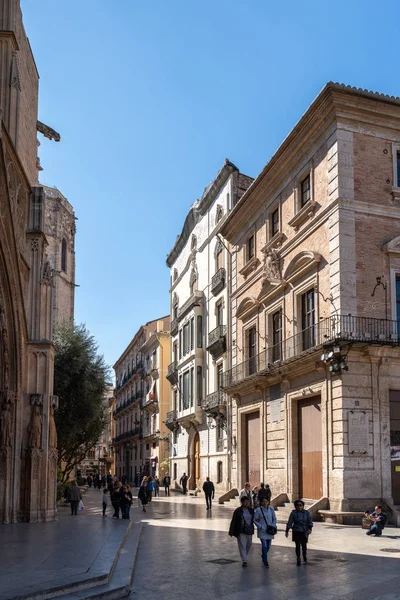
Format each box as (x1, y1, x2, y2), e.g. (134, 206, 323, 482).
(48, 405, 57, 449)
(30, 393, 44, 406)
(50, 394, 59, 409)
(0, 403, 12, 447)
(28, 405, 42, 448)
(41, 260, 52, 285)
(30, 238, 39, 252)
(262, 248, 281, 283)
(0, 390, 16, 404)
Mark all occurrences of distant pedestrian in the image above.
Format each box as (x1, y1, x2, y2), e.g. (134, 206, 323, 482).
(121, 474, 127, 486)
(257, 483, 271, 505)
(202, 477, 215, 510)
(364, 506, 387, 537)
(252, 486, 260, 508)
(102, 488, 109, 517)
(254, 497, 277, 567)
(111, 484, 122, 519)
(163, 473, 171, 496)
(229, 496, 254, 567)
(97, 477, 102, 490)
(138, 480, 150, 512)
(101, 476, 106, 487)
(120, 486, 132, 520)
(87, 475, 92, 488)
(67, 481, 82, 516)
(147, 476, 154, 502)
(239, 482, 254, 508)
(180, 473, 188, 494)
(154, 477, 160, 497)
(285, 500, 313, 565)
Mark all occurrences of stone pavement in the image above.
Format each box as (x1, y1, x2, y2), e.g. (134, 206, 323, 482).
(0, 487, 131, 599)
(129, 493, 400, 600)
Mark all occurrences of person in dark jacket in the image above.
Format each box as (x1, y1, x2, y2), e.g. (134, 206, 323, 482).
(162, 474, 171, 496)
(138, 480, 150, 512)
(67, 481, 82, 515)
(257, 483, 271, 505)
(229, 496, 255, 567)
(119, 486, 132, 519)
(111, 484, 122, 519)
(180, 473, 188, 494)
(202, 477, 215, 510)
(285, 500, 313, 565)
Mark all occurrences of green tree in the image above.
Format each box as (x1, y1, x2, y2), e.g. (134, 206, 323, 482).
(54, 322, 110, 482)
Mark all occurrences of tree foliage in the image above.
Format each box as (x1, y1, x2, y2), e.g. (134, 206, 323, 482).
(54, 322, 110, 482)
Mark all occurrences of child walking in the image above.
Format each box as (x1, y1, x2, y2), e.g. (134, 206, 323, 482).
(102, 488, 109, 517)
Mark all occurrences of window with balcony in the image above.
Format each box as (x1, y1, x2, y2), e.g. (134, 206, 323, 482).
(182, 371, 190, 410)
(216, 425, 224, 452)
(197, 315, 203, 348)
(183, 323, 190, 355)
(300, 174, 311, 207)
(216, 301, 223, 327)
(247, 234, 255, 261)
(272, 309, 282, 361)
(248, 327, 257, 375)
(173, 341, 178, 363)
(179, 330, 182, 359)
(190, 317, 194, 351)
(301, 289, 316, 350)
(197, 366, 203, 405)
(217, 363, 223, 389)
(190, 367, 194, 408)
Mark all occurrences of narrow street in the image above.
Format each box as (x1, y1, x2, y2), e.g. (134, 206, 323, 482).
(129, 494, 400, 600)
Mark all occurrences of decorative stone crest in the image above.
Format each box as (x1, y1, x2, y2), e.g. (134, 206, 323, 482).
(262, 248, 281, 283)
(30, 393, 44, 406)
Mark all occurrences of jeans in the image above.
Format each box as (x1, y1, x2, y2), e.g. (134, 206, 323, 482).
(366, 523, 383, 536)
(237, 534, 252, 562)
(165, 486, 170, 496)
(121, 504, 130, 519)
(205, 494, 213, 509)
(260, 539, 271, 563)
(112, 501, 120, 518)
(70, 501, 79, 515)
(295, 539, 307, 559)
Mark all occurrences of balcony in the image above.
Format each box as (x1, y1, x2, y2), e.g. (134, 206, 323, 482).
(222, 315, 400, 391)
(165, 409, 178, 431)
(170, 318, 178, 336)
(112, 425, 141, 444)
(166, 361, 178, 385)
(203, 390, 226, 416)
(142, 429, 160, 440)
(142, 393, 158, 410)
(206, 325, 227, 359)
(178, 290, 203, 322)
(211, 268, 226, 296)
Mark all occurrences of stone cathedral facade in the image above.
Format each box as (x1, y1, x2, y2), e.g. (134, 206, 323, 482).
(0, 1, 75, 522)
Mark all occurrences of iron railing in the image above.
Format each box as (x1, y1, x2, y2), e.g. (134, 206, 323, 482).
(203, 390, 226, 412)
(211, 268, 226, 295)
(223, 315, 400, 388)
(165, 410, 177, 424)
(170, 318, 178, 336)
(208, 324, 227, 347)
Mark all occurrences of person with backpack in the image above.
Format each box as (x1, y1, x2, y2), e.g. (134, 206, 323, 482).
(364, 505, 387, 536)
(229, 496, 255, 567)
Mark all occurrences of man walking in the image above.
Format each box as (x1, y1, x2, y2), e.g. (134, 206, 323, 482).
(180, 472, 188, 494)
(67, 481, 82, 516)
(202, 477, 215, 510)
(163, 473, 171, 496)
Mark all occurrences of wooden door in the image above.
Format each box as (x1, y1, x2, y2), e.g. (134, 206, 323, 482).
(390, 390, 400, 504)
(193, 433, 200, 489)
(298, 397, 322, 499)
(246, 412, 260, 487)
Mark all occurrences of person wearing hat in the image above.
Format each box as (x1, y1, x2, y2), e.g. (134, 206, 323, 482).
(285, 499, 313, 565)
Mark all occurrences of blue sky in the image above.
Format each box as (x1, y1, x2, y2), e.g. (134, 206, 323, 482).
(21, 0, 400, 370)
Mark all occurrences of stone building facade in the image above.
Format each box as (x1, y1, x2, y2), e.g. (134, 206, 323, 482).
(165, 161, 253, 492)
(220, 83, 400, 519)
(113, 317, 170, 482)
(0, 1, 75, 522)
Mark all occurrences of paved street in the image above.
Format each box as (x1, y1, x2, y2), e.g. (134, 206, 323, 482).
(129, 494, 400, 600)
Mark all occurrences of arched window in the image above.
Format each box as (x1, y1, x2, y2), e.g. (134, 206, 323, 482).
(215, 239, 224, 271)
(61, 238, 67, 272)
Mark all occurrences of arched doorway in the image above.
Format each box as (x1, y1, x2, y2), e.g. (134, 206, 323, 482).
(191, 433, 200, 490)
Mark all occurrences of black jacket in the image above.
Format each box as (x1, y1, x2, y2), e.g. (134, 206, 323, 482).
(138, 485, 150, 504)
(258, 487, 271, 504)
(229, 507, 254, 538)
(203, 481, 215, 496)
(163, 476, 171, 486)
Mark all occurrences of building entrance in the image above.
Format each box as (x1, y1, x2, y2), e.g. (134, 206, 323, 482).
(390, 390, 400, 504)
(191, 433, 200, 490)
(245, 412, 260, 487)
(298, 397, 322, 499)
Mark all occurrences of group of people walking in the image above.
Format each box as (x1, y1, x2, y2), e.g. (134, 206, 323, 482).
(229, 488, 313, 568)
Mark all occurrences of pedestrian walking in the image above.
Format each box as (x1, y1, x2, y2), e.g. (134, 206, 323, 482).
(285, 500, 313, 565)
(138, 480, 150, 512)
(87, 475, 92, 488)
(67, 481, 82, 516)
(252, 486, 260, 508)
(120, 486, 132, 519)
(102, 488, 109, 517)
(254, 497, 277, 567)
(154, 477, 160, 497)
(163, 473, 171, 496)
(111, 484, 122, 519)
(239, 482, 254, 508)
(97, 477, 102, 490)
(257, 483, 271, 505)
(121, 474, 127, 486)
(147, 476, 154, 502)
(229, 496, 254, 567)
(202, 477, 215, 510)
(180, 472, 188, 494)
(364, 505, 387, 536)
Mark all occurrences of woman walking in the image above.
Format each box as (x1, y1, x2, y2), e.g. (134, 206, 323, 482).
(254, 497, 277, 567)
(138, 479, 150, 513)
(285, 500, 313, 565)
(228, 496, 254, 567)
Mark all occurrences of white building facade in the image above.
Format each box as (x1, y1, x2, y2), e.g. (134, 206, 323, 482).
(166, 160, 253, 492)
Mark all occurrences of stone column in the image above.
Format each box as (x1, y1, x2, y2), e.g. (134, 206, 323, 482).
(25, 393, 43, 522)
(0, 389, 16, 523)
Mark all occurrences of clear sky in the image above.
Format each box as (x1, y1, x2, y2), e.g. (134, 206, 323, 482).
(21, 0, 400, 370)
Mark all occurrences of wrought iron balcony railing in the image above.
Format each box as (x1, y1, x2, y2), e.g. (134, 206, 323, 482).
(207, 325, 227, 359)
(166, 361, 178, 385)
(211, 268, 226, 296)
(222, 315, 400, 389)
(203, 390, 226, 412)
(166, 409, 177, 423)
(170, 318, 178, 336)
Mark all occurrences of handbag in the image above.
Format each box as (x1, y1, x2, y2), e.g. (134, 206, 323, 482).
(261, 507, 277, 535)
(78, 500, 84, 511)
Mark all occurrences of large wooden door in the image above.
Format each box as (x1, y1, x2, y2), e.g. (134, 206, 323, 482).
(298, 397, 322, 499)
(390, 391, 400, 504)
(246, 412, 260, 487)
